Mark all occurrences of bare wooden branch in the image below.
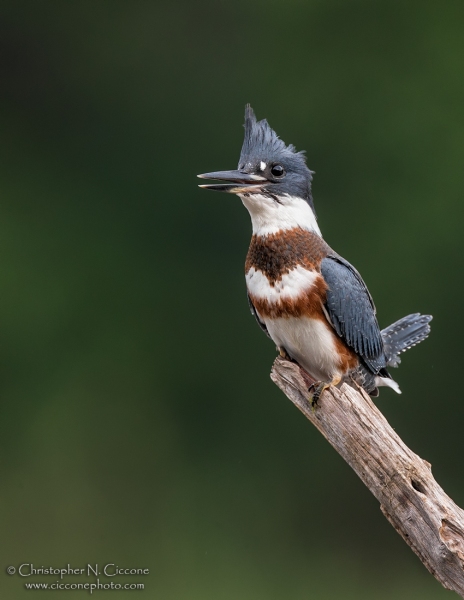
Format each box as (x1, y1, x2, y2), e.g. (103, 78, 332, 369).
(271, 356, 464, 597)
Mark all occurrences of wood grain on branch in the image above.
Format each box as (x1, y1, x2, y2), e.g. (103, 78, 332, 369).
(271, 356, 464, 597)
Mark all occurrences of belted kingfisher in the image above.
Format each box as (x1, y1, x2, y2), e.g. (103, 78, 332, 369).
(198, 105, 432, 403)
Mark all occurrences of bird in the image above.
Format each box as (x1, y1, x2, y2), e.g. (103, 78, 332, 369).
(198, 105, 432, 404)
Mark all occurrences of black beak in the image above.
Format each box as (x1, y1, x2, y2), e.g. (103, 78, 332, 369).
(197, 170, 266, 193)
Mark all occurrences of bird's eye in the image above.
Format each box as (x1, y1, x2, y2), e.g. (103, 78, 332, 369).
(271, 164, 285, 177)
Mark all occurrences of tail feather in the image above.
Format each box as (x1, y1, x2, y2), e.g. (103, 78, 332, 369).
(381, 313, 432, 368)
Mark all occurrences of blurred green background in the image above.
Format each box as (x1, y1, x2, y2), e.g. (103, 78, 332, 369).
(0, 1, 463, 598)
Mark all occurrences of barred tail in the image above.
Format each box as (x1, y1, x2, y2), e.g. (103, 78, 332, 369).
(381, 313, 432, 368)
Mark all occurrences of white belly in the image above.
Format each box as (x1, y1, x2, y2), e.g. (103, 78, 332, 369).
(264, 315, 342, 382)
(245, 263, 342, 383)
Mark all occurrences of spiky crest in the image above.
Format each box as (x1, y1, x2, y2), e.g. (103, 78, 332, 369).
(239, 104, 307, 170)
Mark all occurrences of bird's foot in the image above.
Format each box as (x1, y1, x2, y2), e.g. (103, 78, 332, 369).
(308, 381, 329, 409)
(308, 376, 341, 409)
(278, 346, 293, 361)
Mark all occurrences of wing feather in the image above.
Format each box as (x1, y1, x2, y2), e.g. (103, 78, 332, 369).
(321, 256, 386, 373)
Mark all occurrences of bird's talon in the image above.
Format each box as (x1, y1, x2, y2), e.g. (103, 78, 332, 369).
(279, 347, 292, 360)
(308, 381, 328, 409)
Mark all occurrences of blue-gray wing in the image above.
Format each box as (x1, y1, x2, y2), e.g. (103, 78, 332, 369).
(321, 256, 386, 373)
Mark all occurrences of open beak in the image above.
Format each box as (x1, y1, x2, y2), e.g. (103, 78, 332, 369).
(197, 170, 267, 193)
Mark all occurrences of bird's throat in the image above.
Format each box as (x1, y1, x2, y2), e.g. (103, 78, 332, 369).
(239, 192, 321, 237)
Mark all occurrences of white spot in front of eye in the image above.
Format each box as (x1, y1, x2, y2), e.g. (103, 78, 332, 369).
(260, 161, 266, 171)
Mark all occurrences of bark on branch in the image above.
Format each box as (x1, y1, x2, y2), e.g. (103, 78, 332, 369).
(271, 356, 464, 597)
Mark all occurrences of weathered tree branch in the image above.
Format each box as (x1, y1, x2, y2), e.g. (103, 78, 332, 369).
(271, 356, 464, 597)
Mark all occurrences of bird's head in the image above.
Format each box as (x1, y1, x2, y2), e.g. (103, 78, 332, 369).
(198, 105, 320, 236)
